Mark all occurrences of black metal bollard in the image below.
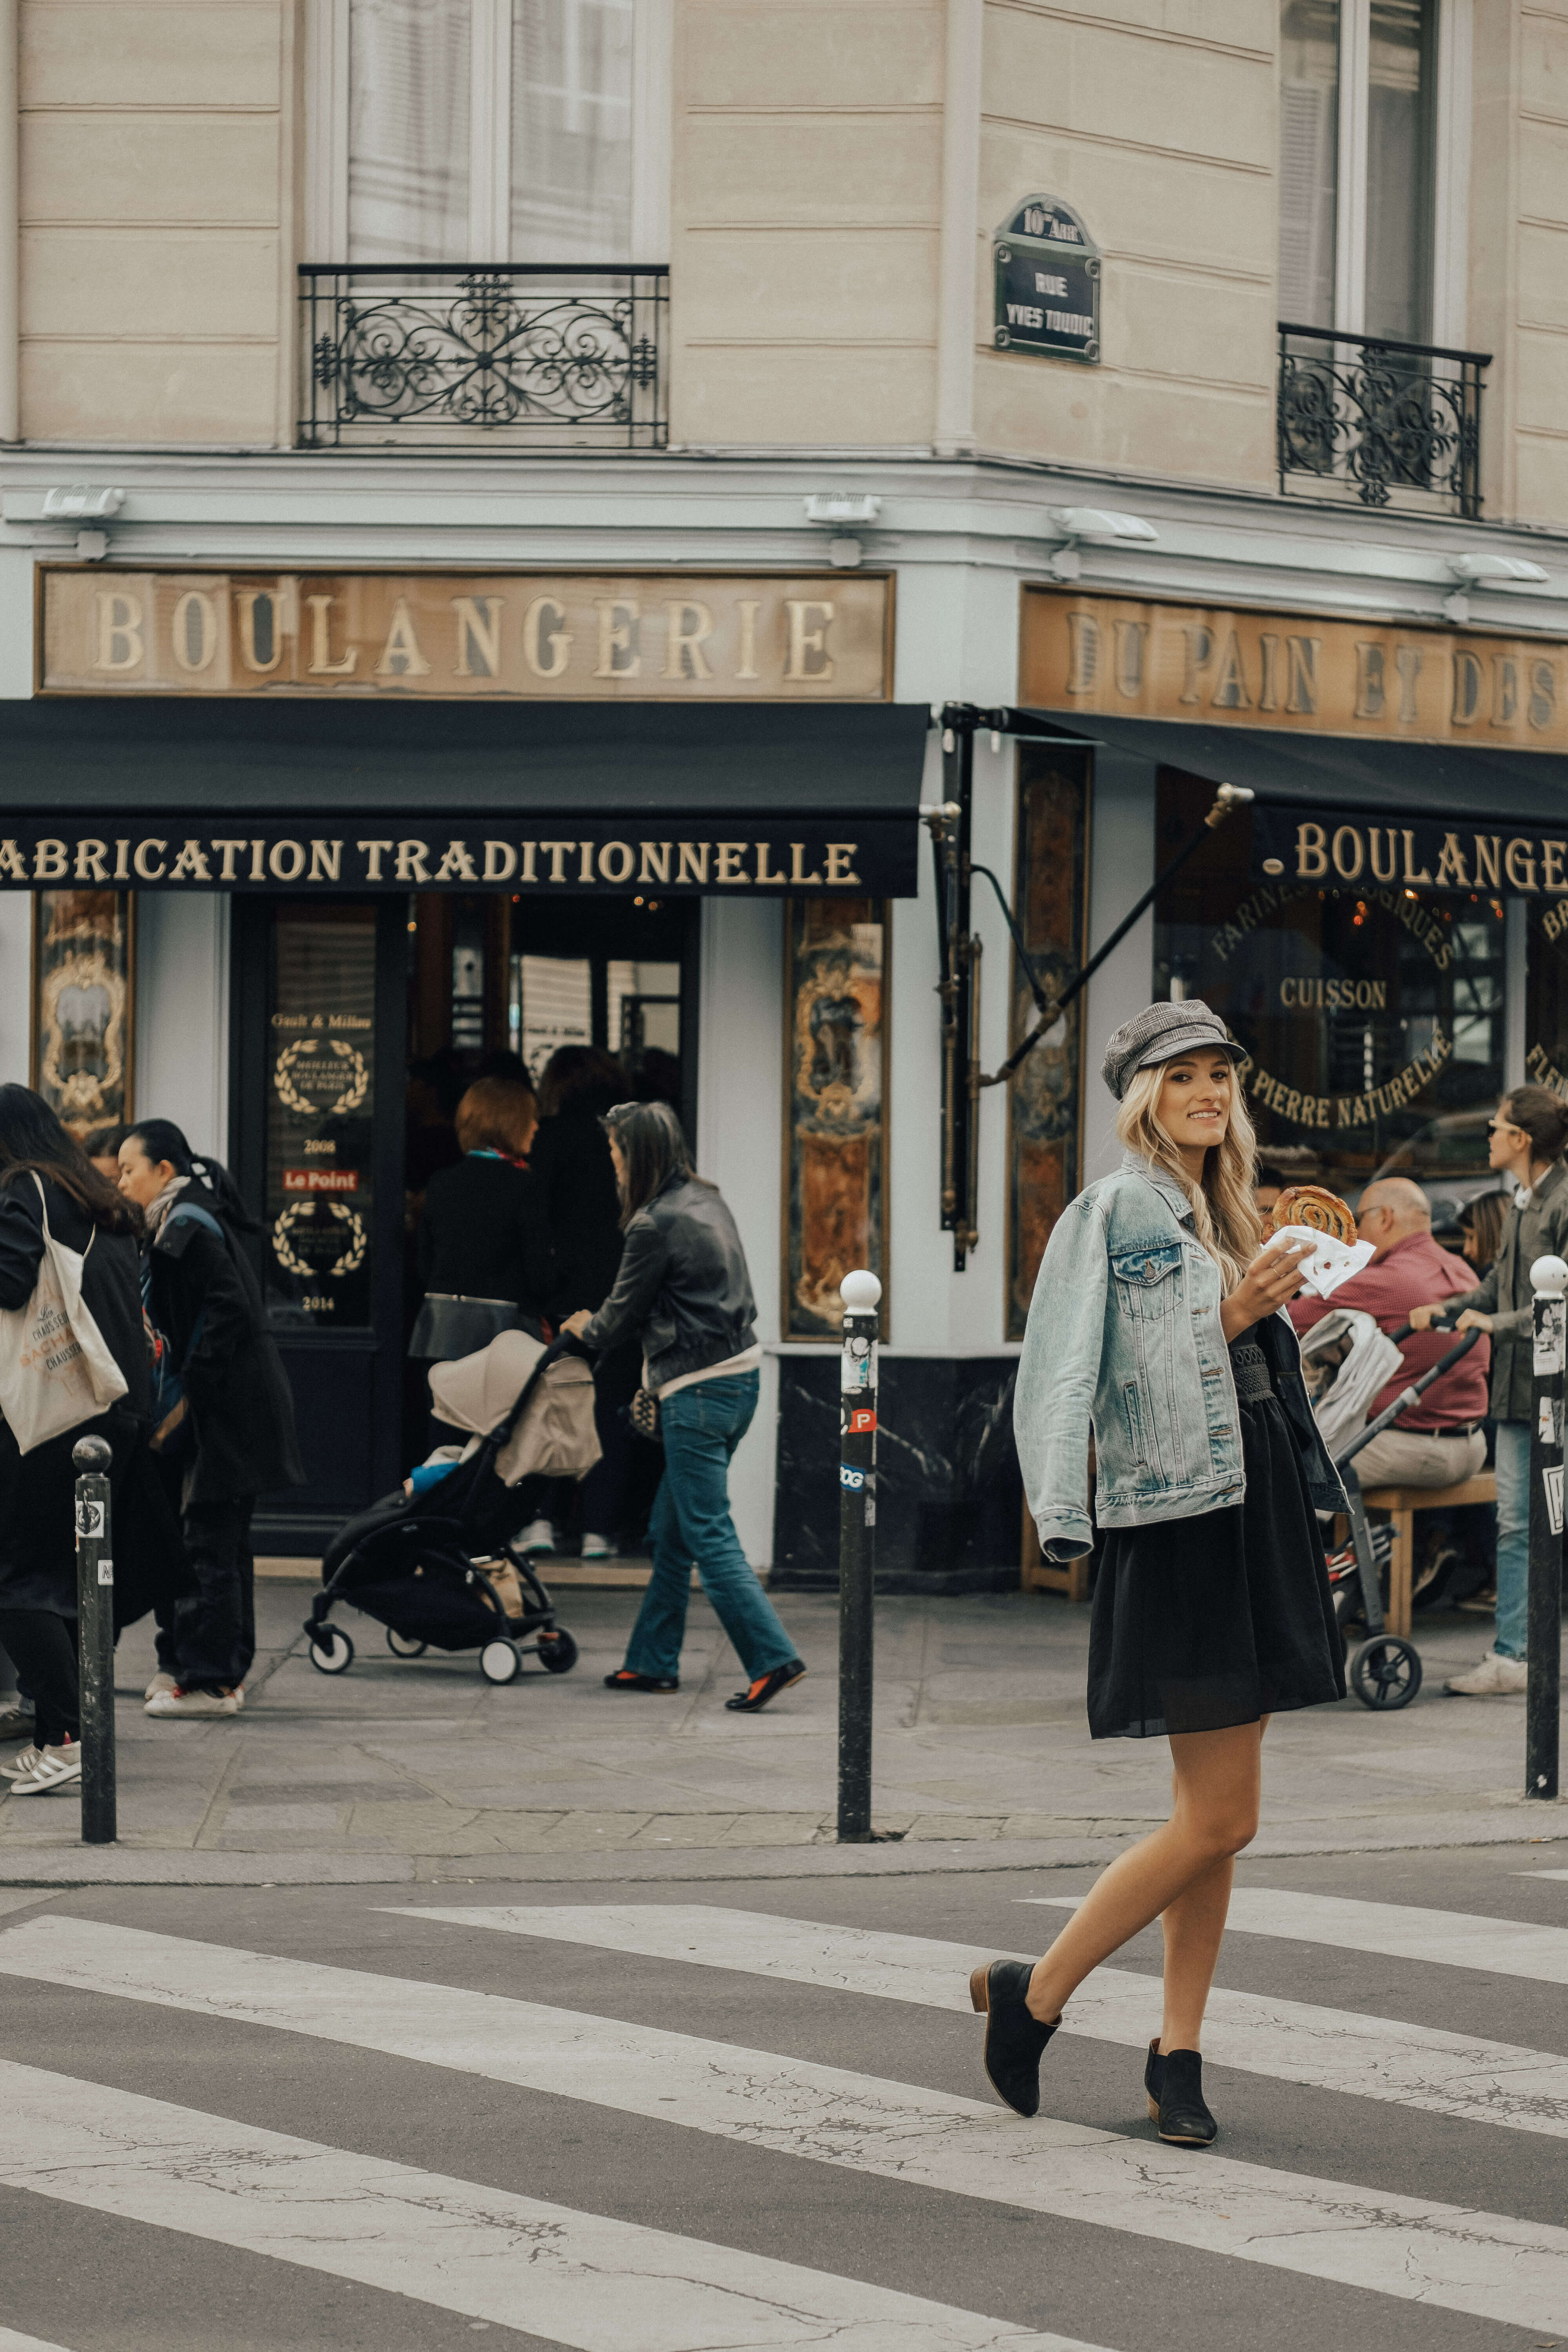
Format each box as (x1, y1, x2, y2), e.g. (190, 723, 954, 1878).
(1527, 1256, 1564, 1804)
(837, 1269, 881, 1844)
(72, 1435, 116, 1845)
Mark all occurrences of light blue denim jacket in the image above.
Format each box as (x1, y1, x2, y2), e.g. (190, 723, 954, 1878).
(1015, 1152, 1346, 1563)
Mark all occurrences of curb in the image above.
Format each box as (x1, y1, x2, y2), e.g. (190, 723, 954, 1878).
(1, 1808, 1564, 1887)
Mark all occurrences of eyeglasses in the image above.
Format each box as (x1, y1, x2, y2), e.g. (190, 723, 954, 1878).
(1487, 1118, 1524, 1136)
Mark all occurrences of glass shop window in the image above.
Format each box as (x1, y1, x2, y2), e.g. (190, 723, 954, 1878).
(1153, 769, 1503, 1198)
(1525, 904, 1568, 1100)
(263, 902, 377, 1328)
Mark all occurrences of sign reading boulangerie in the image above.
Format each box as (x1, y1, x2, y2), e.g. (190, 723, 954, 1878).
(40, 570, 891, 701)
(1252, 806, 1568, 897)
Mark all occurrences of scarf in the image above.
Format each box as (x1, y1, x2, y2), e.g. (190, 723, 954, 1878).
(140, 1172, 191, 1238)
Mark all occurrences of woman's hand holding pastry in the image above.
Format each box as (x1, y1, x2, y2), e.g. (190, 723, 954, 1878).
(1220, 1237, 1314, 1342)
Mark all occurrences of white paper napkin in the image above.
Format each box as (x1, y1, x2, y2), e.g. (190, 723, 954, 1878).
(1264, 1221, 1376, 1300)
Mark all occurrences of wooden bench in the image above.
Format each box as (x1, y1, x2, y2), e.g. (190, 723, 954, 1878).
(1357, 1472, 1497, 1636)
(1020, 1495, 1093, 1603)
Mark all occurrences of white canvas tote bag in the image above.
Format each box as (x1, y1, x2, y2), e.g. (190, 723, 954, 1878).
(0, 1174, 128, 1455)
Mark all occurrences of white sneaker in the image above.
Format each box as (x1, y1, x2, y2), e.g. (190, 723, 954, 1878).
(145, 1685, 241, 1718)
(144, 1671, 178, 1701)
(0, 1742, 44, 1780)
(580, 1532, 617, 1560)
(1445, 1648, 1528, 1696)
(516, 1518, 555, 1554)
(0, 1702, 36, 1744)
(9, 1740, 82, 1795)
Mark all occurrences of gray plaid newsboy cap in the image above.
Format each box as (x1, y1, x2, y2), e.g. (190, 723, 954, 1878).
(1100, 1000, 1243, 1100)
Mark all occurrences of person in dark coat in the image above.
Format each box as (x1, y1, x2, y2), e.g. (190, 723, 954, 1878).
(413, 1077, 550, 1354)
(526, 1046, 636, 1557)
(0, 1086, 149, 1797)
(118, 1118, 304, 1719)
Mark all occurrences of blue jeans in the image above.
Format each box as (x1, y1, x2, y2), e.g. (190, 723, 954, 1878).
(1492, 1421, 1529, 1659)
(625, 1373, 796, 1682)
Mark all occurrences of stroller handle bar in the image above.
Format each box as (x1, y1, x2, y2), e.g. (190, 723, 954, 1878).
(1332, 1315, 1482, 1470)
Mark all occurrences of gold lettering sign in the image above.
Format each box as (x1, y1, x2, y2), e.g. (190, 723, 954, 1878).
(1022, 589, 1568, 752)
(40, 571, 892, 701)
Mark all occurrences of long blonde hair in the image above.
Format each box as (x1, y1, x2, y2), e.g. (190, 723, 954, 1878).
(1115, 1058, 1261, 1294)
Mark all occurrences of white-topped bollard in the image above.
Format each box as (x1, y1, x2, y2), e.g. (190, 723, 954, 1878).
(1527, 1257, 1565, 1802)
(838, 1269, 882, 1842)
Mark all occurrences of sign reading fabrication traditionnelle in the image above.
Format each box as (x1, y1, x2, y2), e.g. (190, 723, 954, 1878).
(0, 823, 902, 896)
(39, 570, 892, 701)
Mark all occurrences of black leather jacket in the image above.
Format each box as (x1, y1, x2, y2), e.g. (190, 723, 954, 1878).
(580, 1174, 757, 1389)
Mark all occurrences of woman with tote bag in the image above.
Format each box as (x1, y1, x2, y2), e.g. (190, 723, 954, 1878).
(0, 1087, 149, 1798)
(117, 1119, 304, 1719)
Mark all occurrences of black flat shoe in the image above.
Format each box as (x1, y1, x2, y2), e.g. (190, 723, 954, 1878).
(603, 1670, 679, 1693)
(724, 1660, 806, 1712)
(969, 1959, 1059, 2117)
(1145, 2039, 1217, 2145)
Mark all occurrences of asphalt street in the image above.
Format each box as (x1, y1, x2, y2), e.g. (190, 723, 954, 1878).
(3, 1838, 1567, 2352)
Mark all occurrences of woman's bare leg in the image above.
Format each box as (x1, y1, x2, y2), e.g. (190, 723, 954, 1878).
(1027, 1720, 1263, 2025)
(1158, 1717, 1267, 2049)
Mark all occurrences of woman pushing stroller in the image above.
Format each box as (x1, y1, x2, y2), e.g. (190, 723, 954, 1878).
(562, 1102, 805, 1713)
(984, 1002, 1346, 2145)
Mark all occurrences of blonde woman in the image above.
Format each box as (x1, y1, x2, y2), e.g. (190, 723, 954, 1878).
(981, 1002, 1347, 2147)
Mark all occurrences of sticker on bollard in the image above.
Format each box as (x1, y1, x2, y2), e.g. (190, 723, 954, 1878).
(840, 1466, 865, 1489)
(1537, 1297, 1565, 1373)
(1546, 1466, 1564, 1538)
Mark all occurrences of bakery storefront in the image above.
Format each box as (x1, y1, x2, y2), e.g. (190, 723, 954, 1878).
(14, 567, 926, 1548)
(1019, 588, 1568, 1221)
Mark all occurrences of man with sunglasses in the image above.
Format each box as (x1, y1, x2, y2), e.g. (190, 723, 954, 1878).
(1410, 1086, 1568, 1694)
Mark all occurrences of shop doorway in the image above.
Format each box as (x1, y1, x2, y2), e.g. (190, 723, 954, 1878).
(234, 889, 699, 1551)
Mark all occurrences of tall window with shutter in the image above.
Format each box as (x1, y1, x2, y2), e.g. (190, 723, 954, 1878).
(318, 0, 639, 263)
(1277, 0, 1439, 341)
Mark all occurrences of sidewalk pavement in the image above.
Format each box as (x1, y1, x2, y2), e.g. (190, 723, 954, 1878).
(1, 1573, 1564, 1884)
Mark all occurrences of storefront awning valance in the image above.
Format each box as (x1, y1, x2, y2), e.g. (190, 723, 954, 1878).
(1025, 710, 1568, 898)
(1025, 708, 1568, 824)
(0, 698, 931, 894)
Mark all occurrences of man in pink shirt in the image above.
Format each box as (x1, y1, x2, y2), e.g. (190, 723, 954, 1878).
(1289, 1176, 1490, 1489)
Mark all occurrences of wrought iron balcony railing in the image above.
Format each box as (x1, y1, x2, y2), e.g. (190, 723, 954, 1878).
(298, 265, 668, 450)
(1277, 323, 1488, 520)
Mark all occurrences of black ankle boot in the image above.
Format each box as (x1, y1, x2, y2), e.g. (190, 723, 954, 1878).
(1145, 2038, 1217, 2146)
(969, 1960, 1058, 2118)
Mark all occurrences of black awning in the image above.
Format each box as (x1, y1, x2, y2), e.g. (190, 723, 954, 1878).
(2, 697, 930, 818)
(0, 697, 930, 895)
(1024, 709, 1568, 823)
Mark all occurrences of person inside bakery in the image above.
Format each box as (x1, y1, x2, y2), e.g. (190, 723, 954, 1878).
(992, 1001, 1345, 2151)
(1288, 1175, 1490, 1493)
(1410, 1085, 1568, 1696)
(1253, 1163, 1289, 1218)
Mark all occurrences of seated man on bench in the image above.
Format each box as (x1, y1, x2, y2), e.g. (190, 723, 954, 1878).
(1289, 1176, 1490, 1491)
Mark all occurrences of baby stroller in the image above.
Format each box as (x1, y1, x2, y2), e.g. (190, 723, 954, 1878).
(1326, 1314, 1483, 1711)
(303, 1330, 599, 1686)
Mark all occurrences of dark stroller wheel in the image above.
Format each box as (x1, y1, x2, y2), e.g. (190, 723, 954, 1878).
(479, 1637, 522, 1684)
(536, 1628, 578, 1675)
(387, 1627, 428, 1659)
(1350, 1635, 1422, 1710)
(309, 1628, 354, 1676)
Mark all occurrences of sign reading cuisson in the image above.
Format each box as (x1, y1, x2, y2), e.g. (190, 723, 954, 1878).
(39, 570, 892, 701)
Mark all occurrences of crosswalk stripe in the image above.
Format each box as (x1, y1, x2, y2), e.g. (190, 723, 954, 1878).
(0, 2331, 76, 2352)
(398, 1900, 1568, 2140)
(3, 1916, 1566, 2333)
(1025, 1888, 1568, 1984)
(0, 2056, 1101, 2352)
(1520, 1869, 1568, 1882)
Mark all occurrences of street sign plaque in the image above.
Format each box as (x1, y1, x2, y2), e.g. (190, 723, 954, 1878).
(993, 196, 1100, 365)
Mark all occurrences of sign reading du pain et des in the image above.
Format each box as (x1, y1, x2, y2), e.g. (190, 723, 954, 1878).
(40, 570, 892, 701)
(0, 822, 911, 897)
(1022, 589, 1568, 752)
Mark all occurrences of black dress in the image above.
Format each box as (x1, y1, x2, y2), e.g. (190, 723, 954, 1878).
(1087, 1328, 1347, 1740)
